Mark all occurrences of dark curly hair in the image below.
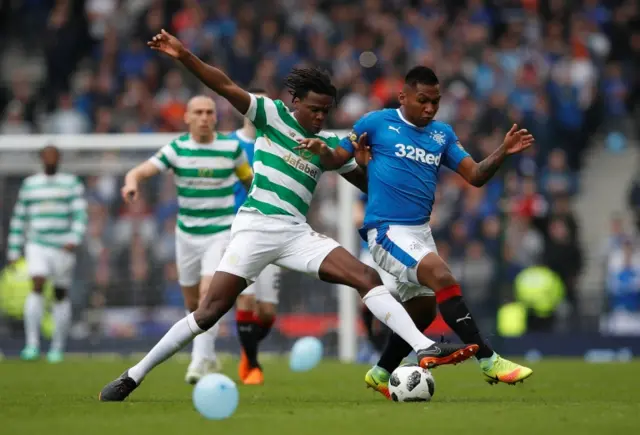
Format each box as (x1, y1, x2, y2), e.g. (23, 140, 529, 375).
(284, 67, 337, 103)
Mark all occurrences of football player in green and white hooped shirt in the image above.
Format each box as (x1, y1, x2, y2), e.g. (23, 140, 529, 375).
(120, 95, 253, 385)
(7, 145, 87, 364)
(100, 30, 476, 401)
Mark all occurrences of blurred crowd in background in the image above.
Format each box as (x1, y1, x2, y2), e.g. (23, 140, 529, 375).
(1, 0, 640, 339)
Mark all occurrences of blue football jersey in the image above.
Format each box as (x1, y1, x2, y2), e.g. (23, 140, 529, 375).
(228, 129, 256, 212)
(340, 109, 470, 232)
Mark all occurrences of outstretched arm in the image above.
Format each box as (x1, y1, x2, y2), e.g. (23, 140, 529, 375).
(148, 29, 251, 114)
(456, 124, 534, 187)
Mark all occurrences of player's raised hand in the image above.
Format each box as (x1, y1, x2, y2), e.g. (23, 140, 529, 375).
(503, 124, 535, 155)
(121, 181, 139, 204)
(294, 138, 331, 156)
(352, 132, 371, 167)
(147, 29, 185, 59)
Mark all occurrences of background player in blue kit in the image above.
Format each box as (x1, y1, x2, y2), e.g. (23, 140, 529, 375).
(229, 89, 282, 385)
(297, 66, 534, 398)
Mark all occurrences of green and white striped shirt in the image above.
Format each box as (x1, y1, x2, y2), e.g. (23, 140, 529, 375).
(241, 94, 357, 222)
(150, 133, 249, 236)
(7, 173, 87, 260)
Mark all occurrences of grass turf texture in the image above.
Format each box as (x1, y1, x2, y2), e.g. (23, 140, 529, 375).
(1, 356, 638, 435)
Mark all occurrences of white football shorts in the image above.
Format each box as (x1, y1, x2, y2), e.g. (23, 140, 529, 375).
(175, 228, 230, 287)
(25, 243, 76, 288)
(217, 210, 340, 283)
(366, 222, 436, 302)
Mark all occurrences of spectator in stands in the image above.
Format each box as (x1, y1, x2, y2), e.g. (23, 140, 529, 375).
(539, 149, 579, 198)
(606, 238, 640, 313)
(43, 92, 90, 134)
(460, 240, 496, 330)
(0, 101, 32, 134)
(543, 217, 583, 313)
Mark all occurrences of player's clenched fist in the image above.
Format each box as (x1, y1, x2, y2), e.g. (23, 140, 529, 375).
(294, 138, 331, 156)
(121, 180, 139, 203)
(147, 29, 185, 59)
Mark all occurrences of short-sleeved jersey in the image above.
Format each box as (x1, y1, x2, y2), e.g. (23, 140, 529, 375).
(7, 173, 87, 260)
(241, 93, 357, 223)
(340, 108, 470, 230)
(149, 132, 248, 236)
(228, 129, 255, 212)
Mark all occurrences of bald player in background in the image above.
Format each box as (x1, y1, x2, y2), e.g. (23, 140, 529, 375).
(121, 95, 253, 384)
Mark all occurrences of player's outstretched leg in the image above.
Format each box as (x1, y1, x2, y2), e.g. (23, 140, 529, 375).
(418, 253, 532, 385)
(48, 287, 72, 363)
(21, 277, 47, 361)
(365, 295, 436, 399)
(318, 247, 478, 371)
(185, 275, 221, 385)
(98, 271, 247, 402)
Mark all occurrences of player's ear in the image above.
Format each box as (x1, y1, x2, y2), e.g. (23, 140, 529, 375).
(398, 91, 406, 106)
(183, 110, 190, 125)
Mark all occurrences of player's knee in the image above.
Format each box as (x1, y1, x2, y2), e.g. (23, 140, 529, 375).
(54, 287, 67, 301)
(358, 266, 384, 296)
(256, 302, 276, 324)
(196, 292, 236, 331)
(236, 294, 255, 312)
(181, 284, 200, 312)
(431, 267, 457, 289)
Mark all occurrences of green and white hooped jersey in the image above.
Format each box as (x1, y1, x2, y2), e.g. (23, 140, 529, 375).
(7, 173, 87, 260)
(241, 93, 357, 222)
(149, 133, 248, 236)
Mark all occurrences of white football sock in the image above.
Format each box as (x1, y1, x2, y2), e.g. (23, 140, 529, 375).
(192, 322, 219, 364)
(51, 298, 72, 352)
(129, 313, 203, 383)
(24, 292, 44, 349)
(362, 286, 434, 352)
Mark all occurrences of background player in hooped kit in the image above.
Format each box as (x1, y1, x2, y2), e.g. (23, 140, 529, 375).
(229, 88, 283, 386)
(7, 145, 87, 364)
(296, 66, 534, 399)
(99, 30, 479, 402)
(120, 95, 253, 385)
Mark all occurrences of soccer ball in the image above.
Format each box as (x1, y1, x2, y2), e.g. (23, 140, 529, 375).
(388, 365, 435, 402)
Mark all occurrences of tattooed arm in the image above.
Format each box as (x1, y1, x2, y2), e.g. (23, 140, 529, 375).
(456, 145, 508, 187)
(456, 124, 534, 188)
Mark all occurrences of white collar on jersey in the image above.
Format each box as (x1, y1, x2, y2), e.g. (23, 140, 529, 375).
(396, 108, 424, 130)
(234, 129, 254, 143)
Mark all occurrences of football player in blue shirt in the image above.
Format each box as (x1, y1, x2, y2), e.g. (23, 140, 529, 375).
(297, 66, 534, 398)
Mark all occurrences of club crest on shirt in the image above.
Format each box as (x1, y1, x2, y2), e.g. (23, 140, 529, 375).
(198, 168, 215, 177)
(296, 148, 314, 161)
(430, 130, 446, 146)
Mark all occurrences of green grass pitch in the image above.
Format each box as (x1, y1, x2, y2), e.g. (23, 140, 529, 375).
(1, 355, 638, 435)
